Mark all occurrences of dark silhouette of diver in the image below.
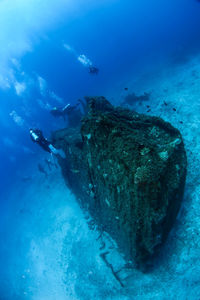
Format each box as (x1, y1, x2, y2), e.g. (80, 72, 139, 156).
(50, 104, 70, 119)
(50, 103, 83, 127)
(88, 66, 99, 75)
(44, 158, 58, 170)
(38, 163, 48, 178)
(30, 128, 65, 158)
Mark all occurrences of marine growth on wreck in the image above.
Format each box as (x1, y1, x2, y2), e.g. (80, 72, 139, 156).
(52, 96, 187, 269)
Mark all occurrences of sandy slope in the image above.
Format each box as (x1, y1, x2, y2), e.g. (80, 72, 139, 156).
(106, 54, 200, 299)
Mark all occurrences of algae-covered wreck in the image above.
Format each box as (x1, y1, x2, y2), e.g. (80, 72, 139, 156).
(52, 96, 187, 269)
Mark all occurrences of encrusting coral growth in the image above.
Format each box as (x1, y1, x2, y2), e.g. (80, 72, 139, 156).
(52, 96, 187, 269)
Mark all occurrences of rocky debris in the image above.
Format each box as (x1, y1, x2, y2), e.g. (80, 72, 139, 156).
(52, 96, 187, 270)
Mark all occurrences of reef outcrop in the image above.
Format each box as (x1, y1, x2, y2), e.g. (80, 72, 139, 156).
(52, 96, 187, 269)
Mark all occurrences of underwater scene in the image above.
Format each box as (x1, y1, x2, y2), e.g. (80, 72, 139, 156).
(1, 0, 200, 299)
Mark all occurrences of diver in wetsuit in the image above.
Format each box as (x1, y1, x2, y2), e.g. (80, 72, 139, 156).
(50, 103, 83, 127)
(88, 66, 99, 75)
(50, 104, 70, 119)
(30, 128, 64, 156)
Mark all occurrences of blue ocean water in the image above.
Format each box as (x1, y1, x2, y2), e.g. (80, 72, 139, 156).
(1, 0, 200, 298)
(1, 0, 200, 189)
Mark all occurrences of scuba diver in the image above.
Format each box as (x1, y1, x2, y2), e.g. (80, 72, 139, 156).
(50, 102, 83, 127)
(88, 66, 99, 75)
(44, 158, 58, 170)
(38, 163, 48, 178)
(30, 128, 65, 158)
(50, 104, 70, 119)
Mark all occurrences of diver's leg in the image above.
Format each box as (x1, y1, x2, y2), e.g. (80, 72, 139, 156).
(49, 144, 66, 159)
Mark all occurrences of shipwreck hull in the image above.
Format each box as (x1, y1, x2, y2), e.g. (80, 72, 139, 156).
(52, 96, 187, 269)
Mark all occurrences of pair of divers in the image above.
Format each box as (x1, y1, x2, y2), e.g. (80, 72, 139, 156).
(30, 100, 84, 156)
(30, 67, 99, 153)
